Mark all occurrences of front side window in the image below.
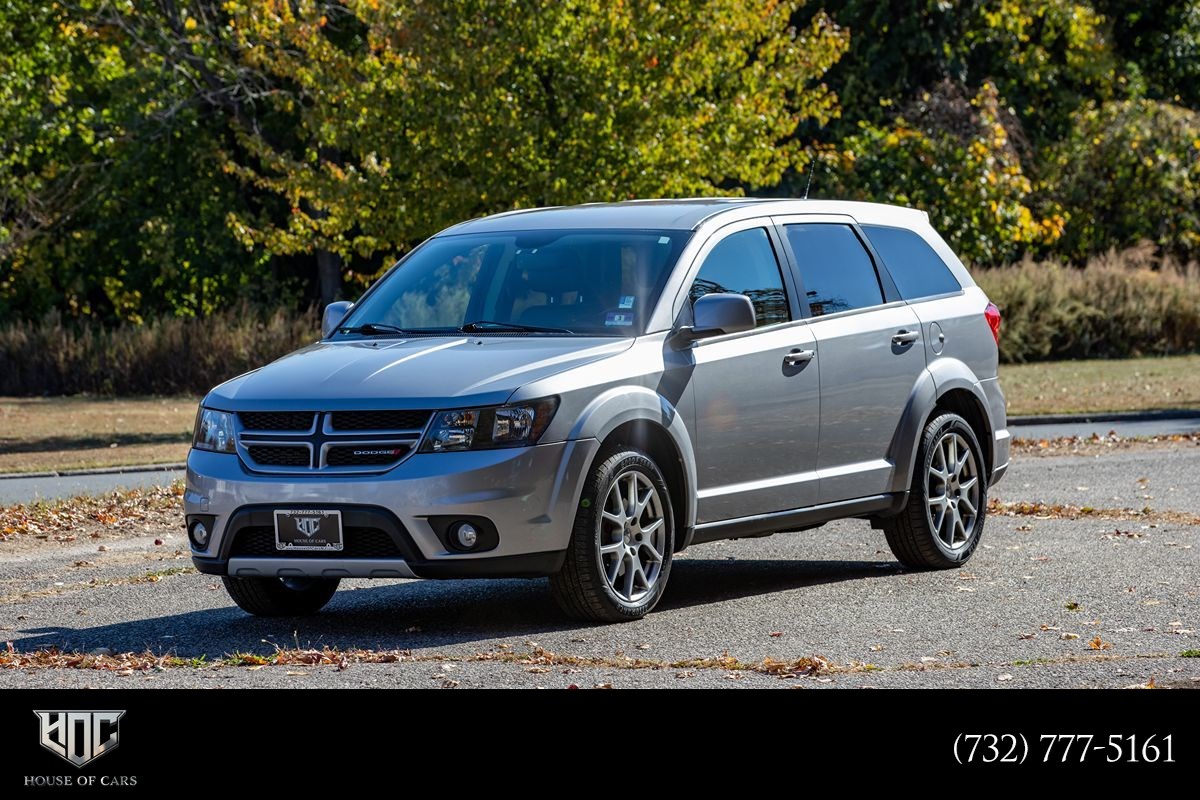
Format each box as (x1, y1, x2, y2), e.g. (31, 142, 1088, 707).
(862, 224, 962, 300)
(786, 224, 883, 317)
(689, 227, 790, 327)
(335, 229, 688, 337)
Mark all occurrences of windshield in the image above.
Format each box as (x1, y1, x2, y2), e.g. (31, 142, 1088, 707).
(334, 229, 689, 338)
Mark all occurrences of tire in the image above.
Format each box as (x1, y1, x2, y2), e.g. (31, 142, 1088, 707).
(884, 412, 988, 569)
(222, 576, 341, 616)
(550, 448, 675, 623)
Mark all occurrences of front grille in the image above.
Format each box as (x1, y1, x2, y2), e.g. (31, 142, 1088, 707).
(240, 411, 314, 431)
(237, 409, 424, 474)
(247, 445, 310, 467)
(229, 526, 404, 559)
(326, 444, 411, 467)
(328, 410, 430, 431)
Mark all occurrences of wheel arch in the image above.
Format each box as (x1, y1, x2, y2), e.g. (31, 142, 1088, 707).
(568, 386, 697, 549)
(890, 362, 996, 493)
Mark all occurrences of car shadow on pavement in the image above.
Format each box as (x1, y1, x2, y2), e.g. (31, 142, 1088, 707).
(8, 558, 897, 657)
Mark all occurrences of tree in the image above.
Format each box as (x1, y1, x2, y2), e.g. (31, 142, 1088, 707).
(830, 81, 1066, 265)
(1047, 99, 1200, 261)
(220, 0, 849, 301)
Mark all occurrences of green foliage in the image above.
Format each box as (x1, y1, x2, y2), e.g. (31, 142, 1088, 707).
(1046, 99, 1200, 261)
(222, 0, 849, 273)
(0, 305, 316, 395)
(831, 82, 1065, 264)
(2, 0, 1200, 348)
(977, 245, 1200, 363)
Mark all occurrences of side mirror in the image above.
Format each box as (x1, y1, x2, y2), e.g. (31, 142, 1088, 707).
(672, 293, 756, 346)
(322, 301, 355, 339)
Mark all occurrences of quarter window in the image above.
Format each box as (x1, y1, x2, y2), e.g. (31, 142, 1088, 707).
(862, 224, 962, 300)
(690, 228, 790, 327)
(786, 224, 883, 316)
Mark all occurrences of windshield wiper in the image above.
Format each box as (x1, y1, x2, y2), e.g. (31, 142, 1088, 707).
(337, 322, 411, 336)
(459, 319, 574, 334)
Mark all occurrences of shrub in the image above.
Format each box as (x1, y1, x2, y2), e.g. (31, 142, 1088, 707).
(1046, 99, 1200, 262)
(0, 305, 317, 396)
(977, 244, 1200, 362)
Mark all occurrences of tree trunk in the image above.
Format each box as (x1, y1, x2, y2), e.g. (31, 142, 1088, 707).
(316, 249, 343, 307)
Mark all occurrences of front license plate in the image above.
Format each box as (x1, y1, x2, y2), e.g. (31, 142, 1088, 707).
(274, 509, 343, 552)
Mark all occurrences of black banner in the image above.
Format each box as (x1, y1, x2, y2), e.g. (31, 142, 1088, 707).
(0, 688, 1193, 792)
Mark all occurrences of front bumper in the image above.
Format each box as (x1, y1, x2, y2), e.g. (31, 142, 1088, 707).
(185, 438, 600, 579)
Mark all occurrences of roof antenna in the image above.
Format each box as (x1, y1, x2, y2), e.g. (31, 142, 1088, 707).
(802, 151, 817, 200)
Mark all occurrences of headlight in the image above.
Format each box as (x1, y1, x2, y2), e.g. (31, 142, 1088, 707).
(421, 398, 558, 452)
(192, 408, 236, 453)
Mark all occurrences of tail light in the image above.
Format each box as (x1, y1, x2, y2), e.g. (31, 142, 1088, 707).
(984, 302, 1001, 344)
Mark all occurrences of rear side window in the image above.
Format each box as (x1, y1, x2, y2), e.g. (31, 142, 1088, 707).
(690, 227, 790, 327)
(785, 224, 883, 317)
(862, 224, 961, 300)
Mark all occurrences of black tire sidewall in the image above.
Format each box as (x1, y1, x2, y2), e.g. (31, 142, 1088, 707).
(919, 413, 988, 564)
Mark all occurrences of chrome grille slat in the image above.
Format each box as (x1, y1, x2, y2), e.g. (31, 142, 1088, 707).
(236, 410, 429, 474)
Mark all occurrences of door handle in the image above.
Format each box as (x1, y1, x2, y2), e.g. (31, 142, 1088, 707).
(783, 349, 815, 367)
(892, 330, 920, 345)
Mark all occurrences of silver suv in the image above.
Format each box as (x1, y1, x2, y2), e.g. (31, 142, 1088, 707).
(186, 199, 1009, 622)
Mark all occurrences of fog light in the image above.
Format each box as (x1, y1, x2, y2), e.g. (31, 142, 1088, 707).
(453, 522, 479, 549)
(191, 521, 209, 547)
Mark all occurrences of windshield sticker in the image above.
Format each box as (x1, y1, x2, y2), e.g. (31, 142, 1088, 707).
(619, 295, 636, 309)
(605, 312, 634, 327)
(658, 236, 670, 245)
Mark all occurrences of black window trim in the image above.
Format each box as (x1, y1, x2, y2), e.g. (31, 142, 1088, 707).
(859, 222, 965, 303)
(772, 218, 901, 320)
(675, 218, 804, 337)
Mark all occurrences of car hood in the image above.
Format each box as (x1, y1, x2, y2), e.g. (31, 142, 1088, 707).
(205, 336, 633, 410)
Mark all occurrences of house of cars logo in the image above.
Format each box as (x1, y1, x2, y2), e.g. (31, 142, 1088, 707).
(295, 517, 322, 537)
(34, 711, 124, 768)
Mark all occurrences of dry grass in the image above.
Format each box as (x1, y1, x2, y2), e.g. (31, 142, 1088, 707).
(1001, 354, 1200, 416)
(987, 497, 1200, 526)
(1011, 431, 1200, 457)
(0, 396, 196, 473)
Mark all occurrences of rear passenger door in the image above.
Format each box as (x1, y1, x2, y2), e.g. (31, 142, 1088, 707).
(859, 224, 973, 370)
(777, 217, 926, 504)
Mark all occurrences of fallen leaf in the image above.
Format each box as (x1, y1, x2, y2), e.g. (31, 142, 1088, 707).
(675, 671, 695, 679)
(1088, 636, 1113, 650)
(566, 684, 579, 689)
(1018, 632, 1038, 640)
(1065, 601, 1082, 611)
(594, 682, 613, 689)
(1061, 633, 1080, 640)
(997, 674, 1013, 682)
(526, 666, 550, 674)
(769, 631, 784, 637)
(286, 670, 307, 676)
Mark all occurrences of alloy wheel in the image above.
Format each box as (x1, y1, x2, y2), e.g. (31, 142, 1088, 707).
(599, 470, 667, 603)
(926, 431, 980, 550)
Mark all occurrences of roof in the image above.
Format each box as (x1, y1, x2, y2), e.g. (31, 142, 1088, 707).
(439, 198, 929, 235)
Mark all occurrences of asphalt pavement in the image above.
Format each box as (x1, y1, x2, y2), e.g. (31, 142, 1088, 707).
(1, 443, 1196, 688)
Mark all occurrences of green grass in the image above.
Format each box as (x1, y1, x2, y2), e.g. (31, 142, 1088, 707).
(1181, 650, 1200, 658)
(1001, 354, 1200, 417)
